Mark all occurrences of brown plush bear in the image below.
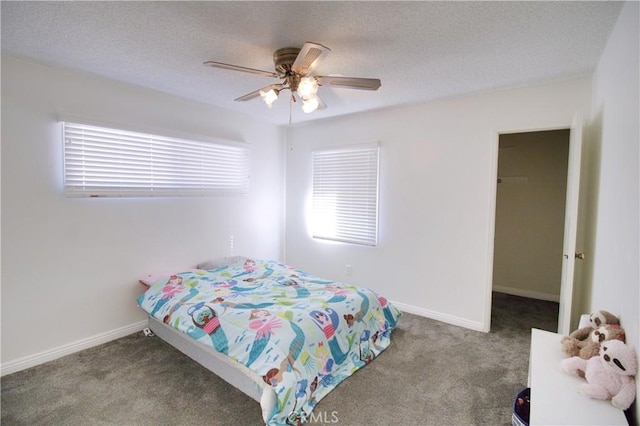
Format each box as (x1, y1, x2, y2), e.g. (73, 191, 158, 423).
(562, 324, 626, 360)
(560, 310, 620, 358)
(588, 310, 620, 328)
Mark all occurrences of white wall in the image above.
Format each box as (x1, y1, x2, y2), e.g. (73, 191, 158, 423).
(1, 55, 285, 371)
(587, 2, 639, 420)
(285, 78, 591, 331)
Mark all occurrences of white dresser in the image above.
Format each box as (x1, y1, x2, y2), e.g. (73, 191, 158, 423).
(528, 328, 627, 425)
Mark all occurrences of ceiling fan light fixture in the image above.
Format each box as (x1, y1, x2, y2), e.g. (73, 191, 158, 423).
(297, 77, 318, 99)
(302, 96, 320, 114)
(260, 88, 279, 108)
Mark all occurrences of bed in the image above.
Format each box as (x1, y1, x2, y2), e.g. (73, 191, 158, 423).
(137, 258, 401, 425)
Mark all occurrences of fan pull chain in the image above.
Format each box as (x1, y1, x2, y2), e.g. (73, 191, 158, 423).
(289, 93, 293, 125)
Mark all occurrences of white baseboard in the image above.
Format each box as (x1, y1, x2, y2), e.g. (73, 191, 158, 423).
(1, 320, 148, 376)
(493, 285, 560, 303)
(391, 300, 486, 332)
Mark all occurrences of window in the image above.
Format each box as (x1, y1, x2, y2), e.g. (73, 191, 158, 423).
(311, 143, 379, 246)
(62, 122, 249, 197)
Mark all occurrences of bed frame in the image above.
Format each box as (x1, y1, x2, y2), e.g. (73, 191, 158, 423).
(147, 317, 276, 423)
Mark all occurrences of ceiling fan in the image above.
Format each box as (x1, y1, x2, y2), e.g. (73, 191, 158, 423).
(204, 42, 381, 114)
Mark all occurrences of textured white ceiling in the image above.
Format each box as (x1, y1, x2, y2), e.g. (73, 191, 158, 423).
(1, 1, 623, 126)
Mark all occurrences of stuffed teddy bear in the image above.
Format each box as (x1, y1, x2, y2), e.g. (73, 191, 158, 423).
(562, 324, 626, 360)
(561, 339, 637, 410)
(560, 310, 620, 357)
(589, 310, 621, 328)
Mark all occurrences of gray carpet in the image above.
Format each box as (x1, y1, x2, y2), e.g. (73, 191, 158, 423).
(1, 292, 558, 425)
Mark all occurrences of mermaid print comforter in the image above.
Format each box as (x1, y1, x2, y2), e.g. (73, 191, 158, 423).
(137, 258, 401, 425)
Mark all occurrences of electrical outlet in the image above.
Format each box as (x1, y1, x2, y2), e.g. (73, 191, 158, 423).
(345, 264, 352, 276)
(229, 235, 235, 256)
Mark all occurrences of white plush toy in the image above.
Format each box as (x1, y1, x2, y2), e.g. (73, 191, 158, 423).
(561, 339, 637, 410)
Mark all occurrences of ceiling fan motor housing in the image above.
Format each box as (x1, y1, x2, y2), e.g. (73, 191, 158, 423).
(274, 47, 300, 75)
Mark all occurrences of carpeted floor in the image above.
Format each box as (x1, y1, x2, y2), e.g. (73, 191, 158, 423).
(1, 292, 558, 425)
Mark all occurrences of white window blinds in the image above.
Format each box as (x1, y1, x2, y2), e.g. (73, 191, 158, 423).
(311, 144, 379, 246)
(62, 122, 249, 197)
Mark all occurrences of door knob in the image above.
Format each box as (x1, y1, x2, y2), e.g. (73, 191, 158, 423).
(575, 252, 585, 260)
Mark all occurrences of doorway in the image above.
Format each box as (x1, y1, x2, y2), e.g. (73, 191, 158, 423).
(492, 129, 570, 326)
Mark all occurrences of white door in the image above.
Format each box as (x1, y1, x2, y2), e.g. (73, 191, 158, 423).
(557, 114, 583, 335)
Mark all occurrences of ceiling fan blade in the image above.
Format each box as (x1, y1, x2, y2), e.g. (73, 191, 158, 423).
(234, 83, 283, 102)
(316, 76, 381, 91)
(204, 61, 279, 79)
(292, 42, 331, 76)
